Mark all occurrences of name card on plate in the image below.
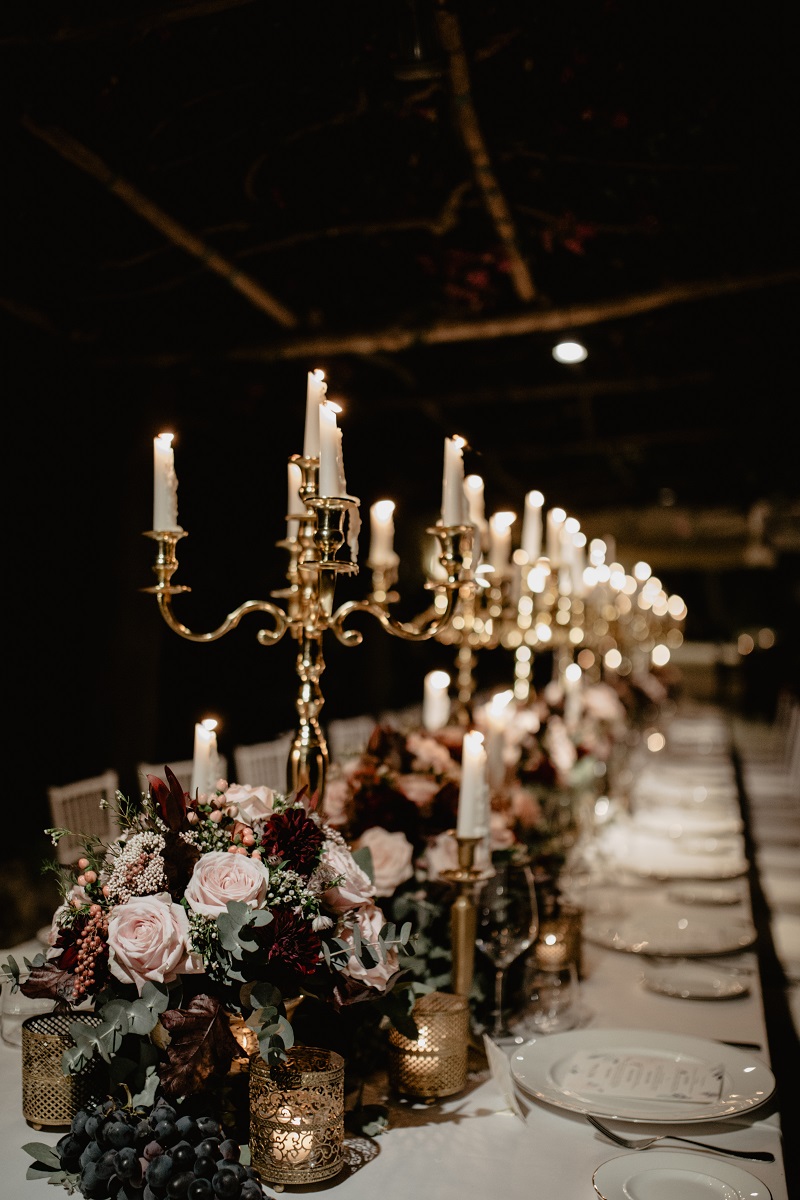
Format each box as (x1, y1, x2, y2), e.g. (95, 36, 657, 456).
(563, 1052, 724, 1104)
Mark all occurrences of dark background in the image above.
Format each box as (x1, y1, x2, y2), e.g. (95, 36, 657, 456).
(2, 1, 799, 936)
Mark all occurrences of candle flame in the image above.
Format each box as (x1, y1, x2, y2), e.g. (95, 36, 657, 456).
(201, 717, 218, 732)
(427, 669, 450, 690)
(492, 511, 516, 532)
(157, 432, 174, 446)
(325, 399, 342, 414)
(565, 663, 582, 684)
(464, 474, 484, 492)
(373, 499, 395, 520)
(527, 489, 544, 506)
(312, 368, 325, 380)
(452, 434, 467, 448)
(550, 507, 566, 524)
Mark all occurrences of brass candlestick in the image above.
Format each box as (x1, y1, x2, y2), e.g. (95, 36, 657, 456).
(441, 834, 494, 998)
(143, 453, 475, 804)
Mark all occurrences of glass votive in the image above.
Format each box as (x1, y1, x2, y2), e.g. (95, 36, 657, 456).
(249, 1046, 345, 1186)
(535, 901, 584, 977)
(387, 991, 469, 1101)
(22, 1012, 107, 1130)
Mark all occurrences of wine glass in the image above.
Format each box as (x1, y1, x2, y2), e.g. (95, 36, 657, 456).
(475, 858, 539, 1040)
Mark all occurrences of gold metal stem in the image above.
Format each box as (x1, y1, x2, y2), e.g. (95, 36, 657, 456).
(441, 836, 494, 998)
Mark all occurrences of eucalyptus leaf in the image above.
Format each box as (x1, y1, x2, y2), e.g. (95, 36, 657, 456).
(23, 1143, 61, 1169)
(351, 846, 374, 882)
(26, 1165, 60, 1181)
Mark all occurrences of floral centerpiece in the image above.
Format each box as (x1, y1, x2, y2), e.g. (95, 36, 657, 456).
(1, 767, 415, 1116)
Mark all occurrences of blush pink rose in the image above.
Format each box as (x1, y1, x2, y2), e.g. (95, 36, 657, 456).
(406, 732, 458, 777)
(353, 826, 414, 897)
(321, 775, 352, 827)
(420, 831, 458, 881)
(339, 901, 398, 992)
(489, 810, 516, 850)
(107, 894, 191, 992)
(223, 784, 276, 826)
(184, 850, 270, 917)
(316, 842, 375, 913)
(395, 774, 440, 810)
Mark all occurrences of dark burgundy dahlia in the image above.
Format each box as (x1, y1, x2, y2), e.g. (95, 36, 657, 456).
(260, 806, 324, 876)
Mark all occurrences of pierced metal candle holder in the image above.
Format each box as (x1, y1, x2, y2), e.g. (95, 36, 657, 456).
(22, 1012, 106, 1130)
(388, 990, 470, 1101)
(249, 1046, 345, 1186)
(143, 447, 475, 804)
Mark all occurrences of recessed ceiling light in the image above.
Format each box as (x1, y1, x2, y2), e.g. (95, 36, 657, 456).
(552, 340, 588, 364)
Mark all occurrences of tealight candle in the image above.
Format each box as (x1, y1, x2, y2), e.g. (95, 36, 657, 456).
(191, 718, 218, 798)
(369, 499, 396, 566)
(422, 669, 451, 732)
(457, 730, 487, 838)
(153, 433, 182, 532)
(302, 369, 326, 459)
(441, 435, 466, 526)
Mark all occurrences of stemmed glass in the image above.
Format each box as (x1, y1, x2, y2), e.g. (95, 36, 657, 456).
(475, 857, 539, 1040)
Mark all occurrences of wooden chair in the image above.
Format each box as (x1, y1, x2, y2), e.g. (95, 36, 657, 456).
(47, 770, 121, 865)
(233, 732, 294, 791)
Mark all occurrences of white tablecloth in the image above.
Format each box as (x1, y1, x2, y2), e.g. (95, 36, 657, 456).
(0, 710, 792, 1200)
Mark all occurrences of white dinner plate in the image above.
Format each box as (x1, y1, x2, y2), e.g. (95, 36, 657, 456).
(641, 958, 750, 1000)
(510, 1029, 775, 1123)
(592, 1150, 771, 1200)
(584, 912, 756, 956)
(666, 882, 746, 906)
(631, 809, 743, 838)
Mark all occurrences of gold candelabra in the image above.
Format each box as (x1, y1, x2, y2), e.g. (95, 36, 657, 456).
(143, 451, 475, 802)
(440, 835, 494, 998)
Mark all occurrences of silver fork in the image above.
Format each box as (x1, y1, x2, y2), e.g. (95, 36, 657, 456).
(585, 1113, 775, 1162)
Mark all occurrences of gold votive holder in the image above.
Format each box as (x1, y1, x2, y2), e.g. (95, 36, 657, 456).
(387, 991, 469, 1101)
(22, 1012, 107, 1130)
(535, 902, 584, 977)
(249, 1046, 345, 1186)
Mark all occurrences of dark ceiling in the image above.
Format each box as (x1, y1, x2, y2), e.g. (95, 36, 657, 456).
(3, 0, 799, 521)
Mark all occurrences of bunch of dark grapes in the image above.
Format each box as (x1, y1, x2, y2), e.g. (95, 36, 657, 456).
(55, 1096, 265, 1200)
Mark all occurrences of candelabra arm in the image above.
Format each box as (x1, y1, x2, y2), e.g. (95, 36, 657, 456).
(155, 592, 289, 645)
(328, 585, 459, 647)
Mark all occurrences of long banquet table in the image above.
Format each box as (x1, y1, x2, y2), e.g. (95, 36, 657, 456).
(0, 705, 792, 1200)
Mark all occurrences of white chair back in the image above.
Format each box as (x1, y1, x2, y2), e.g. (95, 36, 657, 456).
(47, 770, 121, 865)
(326, 714, 378, 762)
(233, 732, 294, 791)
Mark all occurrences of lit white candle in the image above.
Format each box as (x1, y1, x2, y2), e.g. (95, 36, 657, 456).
(153, 433, 182, 532)
(546, 506, 566, 566)
(318, 401, 342, 498)
(286, 461, 304, 540)
(563, 662, 583, 729)
(302, 370, 326, 459)
(369, 500, 396, 566)
(191, 718, 218, 798)
(521, 490, 544, 561)
(571, 532, 587, 597)
(488, 511, 516, 577)
(441, 436, 466, 526)
(423, 669, 451, 732)
(464, 473, 485, 524)
(457, 730, 488, 838)
(485, 689, 513, 792)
